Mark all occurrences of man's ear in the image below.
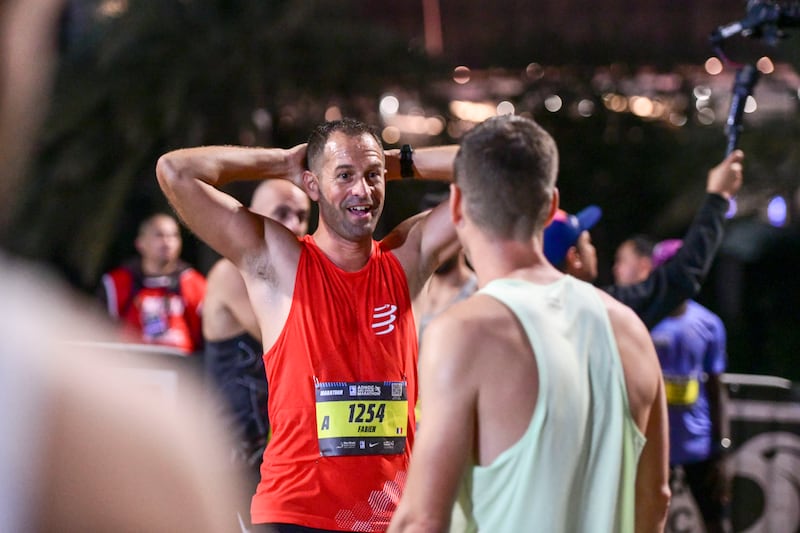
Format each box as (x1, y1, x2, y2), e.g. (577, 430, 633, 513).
(134, 236, 144, 256)
(449, 183, 464, 226)
(303, 170, 319, 201)
(544, 187, 560, 226)
(640, 257, 654, 279)
(565, 245, 582, 271)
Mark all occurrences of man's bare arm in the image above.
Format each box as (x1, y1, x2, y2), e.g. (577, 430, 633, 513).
(635, 378, 670, 533)
(385, 146, 461, 297)
(388, 313, 476, 533)
(204, 259, 262, 342)
(603, 293, 670, 533)
(384, 145, 460, 182)
(155, 144, 306, 265)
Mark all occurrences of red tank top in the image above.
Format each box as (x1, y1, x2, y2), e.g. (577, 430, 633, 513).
(252, 235, 418, 531)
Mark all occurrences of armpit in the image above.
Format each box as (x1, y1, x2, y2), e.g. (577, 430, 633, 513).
(243, 253, 277, 287)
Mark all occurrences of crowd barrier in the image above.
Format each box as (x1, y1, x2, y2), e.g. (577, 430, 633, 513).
(64, 341, 205, 406)
(667, 373, 800, 533)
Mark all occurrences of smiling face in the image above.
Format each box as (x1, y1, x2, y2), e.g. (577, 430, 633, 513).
(307, 131, 386, 242)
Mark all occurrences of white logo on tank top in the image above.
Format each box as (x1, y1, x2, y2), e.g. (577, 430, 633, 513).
(371, 304, 397, 335)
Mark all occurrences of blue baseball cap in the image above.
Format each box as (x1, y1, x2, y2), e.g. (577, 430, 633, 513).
(543, 205, 603, 266)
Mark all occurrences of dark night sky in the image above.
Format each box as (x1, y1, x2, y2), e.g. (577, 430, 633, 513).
(363, 0, 769, 68)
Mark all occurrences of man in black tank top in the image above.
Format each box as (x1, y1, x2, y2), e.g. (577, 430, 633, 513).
(203, 180, 310, 530)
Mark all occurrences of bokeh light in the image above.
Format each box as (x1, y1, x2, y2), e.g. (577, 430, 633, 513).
(453, 66, 471, 84)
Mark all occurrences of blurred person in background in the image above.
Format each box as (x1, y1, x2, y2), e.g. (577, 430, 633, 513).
(412, 191, 478, 344)
(543, 149, 744, 329)
(612, 234, 655, 287)
(645, 239, 732, 533)
(99, 212, 206, 355)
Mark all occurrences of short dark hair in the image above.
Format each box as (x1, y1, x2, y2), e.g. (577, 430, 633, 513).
(138, 212, 177, 236)
(454, 115, 558, 240)
(626, 234, 655, 259)
(306, 118, 382, 174)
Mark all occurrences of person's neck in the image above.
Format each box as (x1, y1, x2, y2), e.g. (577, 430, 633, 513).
(141, 258, 178, 277)
(669, 300, 689, 317)
(312, 224, 373, 272)
(467, 233, 561, 288)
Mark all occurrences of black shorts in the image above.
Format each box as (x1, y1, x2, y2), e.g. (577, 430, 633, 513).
(676, 456, 730, 527)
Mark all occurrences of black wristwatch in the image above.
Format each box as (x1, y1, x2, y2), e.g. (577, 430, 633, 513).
(400, 144, 414, 179)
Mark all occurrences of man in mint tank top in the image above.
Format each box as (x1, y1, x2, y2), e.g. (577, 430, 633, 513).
(388, 115, 671, 533)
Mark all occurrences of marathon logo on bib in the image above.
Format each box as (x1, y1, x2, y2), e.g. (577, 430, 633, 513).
(315, 380, 408, 457)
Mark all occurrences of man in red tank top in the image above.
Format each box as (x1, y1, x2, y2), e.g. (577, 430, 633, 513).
(157, 119, 459, 532)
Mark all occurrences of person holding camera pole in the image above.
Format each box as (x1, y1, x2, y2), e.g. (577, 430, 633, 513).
(544, 149, 744, 329)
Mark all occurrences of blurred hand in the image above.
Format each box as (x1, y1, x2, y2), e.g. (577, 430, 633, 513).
(706, 150, 744, 200)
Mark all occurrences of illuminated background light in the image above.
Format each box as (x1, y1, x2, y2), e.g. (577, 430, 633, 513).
(693, 85, 711, 101)
(544, 95, 562, 112)
(379, 95, 399, 116)
(629, 96, 654, 117)
(496, 100, 515, 115)
(704, 57, 723, 75)
(449, 100, 497, 122)
(697, 107, 715, 125)
(525, 62, 544, 80)
(767, 195, 787, 226)
(324, 106, 342, 121)
(453, 65, 471, 84)
(381, 126, 401, 144)
(577, 99, 595, 117)
(251, 108, 271, 130)
(757, 56, 775, 74)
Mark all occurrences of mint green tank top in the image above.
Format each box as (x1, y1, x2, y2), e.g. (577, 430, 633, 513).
(458, 277, 645, 533)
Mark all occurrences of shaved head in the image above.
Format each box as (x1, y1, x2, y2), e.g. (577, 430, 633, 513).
(251, 180, 311, 237)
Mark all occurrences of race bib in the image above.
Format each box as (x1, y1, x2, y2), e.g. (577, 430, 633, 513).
(664, 375, 700, 406)
(315, 380, 408, 457)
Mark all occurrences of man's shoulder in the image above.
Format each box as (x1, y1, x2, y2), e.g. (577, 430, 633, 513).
(176, 269, 206, 305)
(205, 257, 240, 283)
(425, 294, 516, 346)
(686, 300, 726, 330)
(598, 288, 653, 346)
(103, 262, 139, 283)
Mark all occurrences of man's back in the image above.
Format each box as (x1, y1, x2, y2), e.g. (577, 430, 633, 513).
(388, 115, 668, 533)
(449, 276, 664, 532)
